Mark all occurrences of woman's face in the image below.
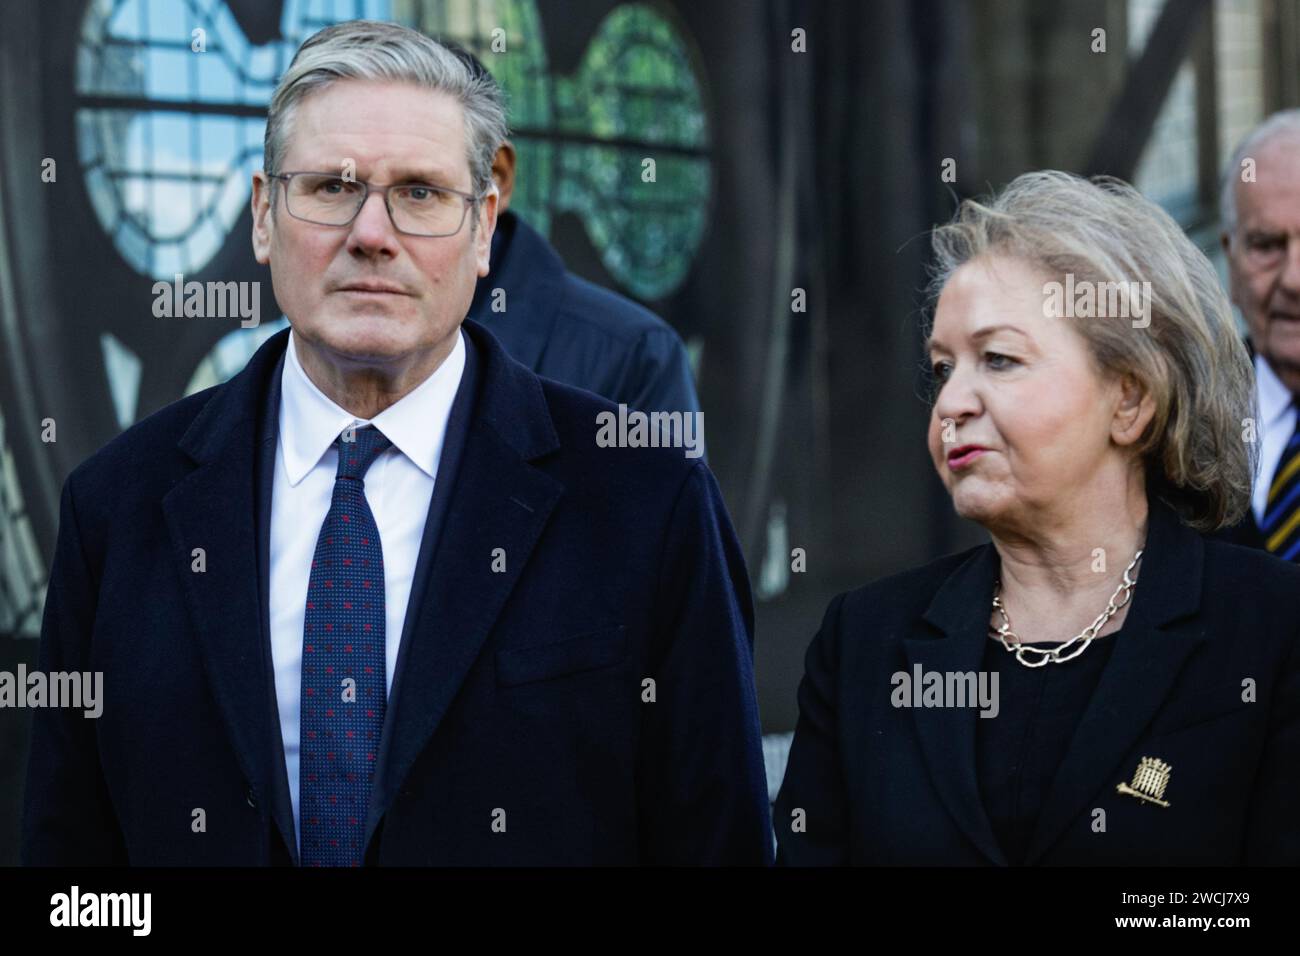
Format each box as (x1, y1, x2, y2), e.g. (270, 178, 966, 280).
(926, 255, 1130, 532)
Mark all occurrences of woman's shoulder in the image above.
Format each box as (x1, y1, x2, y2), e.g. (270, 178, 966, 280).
(1198, 537, 1300, 639)
(1200, 536, 1300, 598)
(828, 544, 990, 629)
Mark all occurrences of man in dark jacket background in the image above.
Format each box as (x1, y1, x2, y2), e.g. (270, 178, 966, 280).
(454, 41, 701, 428)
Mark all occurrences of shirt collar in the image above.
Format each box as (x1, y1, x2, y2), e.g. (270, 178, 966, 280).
(279, 326, 467, 486)
(1255, 352, 1295, 431)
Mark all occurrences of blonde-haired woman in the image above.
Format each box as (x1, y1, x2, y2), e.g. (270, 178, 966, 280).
(775, 171, 1300, 865)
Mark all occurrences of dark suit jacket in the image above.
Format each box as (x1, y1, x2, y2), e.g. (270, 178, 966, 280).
(774, 496, 1300, 865)
(468, 210, 701, 418)
(22, 320, 771, 865)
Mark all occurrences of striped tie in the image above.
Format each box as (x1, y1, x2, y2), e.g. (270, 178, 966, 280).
(1263, 411, 1300, 562)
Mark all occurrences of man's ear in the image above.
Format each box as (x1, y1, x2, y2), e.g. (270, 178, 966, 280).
(491, 141, 516, 212)
(474, 185, 499, 278)
(251, 171, 273, 265)
(1112, 373, 1156, 448)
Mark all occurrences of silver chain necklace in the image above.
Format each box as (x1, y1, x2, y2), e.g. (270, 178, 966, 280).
(990, 549, 1143, 668)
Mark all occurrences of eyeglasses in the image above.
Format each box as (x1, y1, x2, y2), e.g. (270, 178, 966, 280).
(269, 171, 485, 237)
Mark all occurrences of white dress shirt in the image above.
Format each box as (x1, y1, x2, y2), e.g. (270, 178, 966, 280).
(269, 327, 466, 851)
(1252, 353, 1298, 527)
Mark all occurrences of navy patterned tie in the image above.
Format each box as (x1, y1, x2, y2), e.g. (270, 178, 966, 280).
(300, 424, 392, 866)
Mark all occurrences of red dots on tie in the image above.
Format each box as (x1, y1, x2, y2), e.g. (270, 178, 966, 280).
(299, 425, 386, 865)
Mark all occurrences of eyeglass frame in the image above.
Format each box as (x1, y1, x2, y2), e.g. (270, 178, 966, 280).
(267, 171, 489, 237)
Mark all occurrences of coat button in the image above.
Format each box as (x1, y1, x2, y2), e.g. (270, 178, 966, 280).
(246, 787, 258, 809)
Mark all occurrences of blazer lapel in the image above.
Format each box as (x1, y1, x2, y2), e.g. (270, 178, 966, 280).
(1023, 497, 1208, 864)
(910, 544, 1009, 866)
(365, 321, 565, 850)
(161, 329, 294, 860)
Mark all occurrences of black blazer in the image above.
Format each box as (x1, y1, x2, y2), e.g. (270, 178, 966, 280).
(1215, 508, 1266, 551)
(22, 320, 771, 865)
(774, 496, 1300, 865)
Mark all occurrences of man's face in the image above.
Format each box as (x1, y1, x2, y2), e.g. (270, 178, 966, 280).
(1224, 134, 1300, 393)
(251, 79, 497, 372)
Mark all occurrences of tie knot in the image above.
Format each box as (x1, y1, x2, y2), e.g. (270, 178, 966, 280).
(335, 425, 392, 481)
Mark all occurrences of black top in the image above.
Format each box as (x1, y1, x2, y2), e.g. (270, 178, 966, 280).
(774, 495, 1300, 865)
(976, 631, 1119, 865)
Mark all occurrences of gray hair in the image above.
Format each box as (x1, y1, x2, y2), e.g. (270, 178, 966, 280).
(928, 170, 1258, 533)
(1220, 109, 1300, 235)
(264, 20, 507, 200)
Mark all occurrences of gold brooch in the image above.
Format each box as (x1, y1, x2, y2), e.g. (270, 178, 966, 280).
(1117, 756, 1171, 807)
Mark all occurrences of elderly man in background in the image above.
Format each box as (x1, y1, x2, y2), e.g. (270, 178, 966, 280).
(1218, 109, 1300, 559)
